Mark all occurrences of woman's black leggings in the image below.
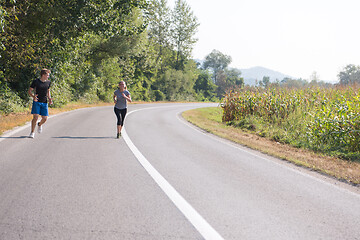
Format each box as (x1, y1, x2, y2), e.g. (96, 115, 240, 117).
(114, 107, 127, 126)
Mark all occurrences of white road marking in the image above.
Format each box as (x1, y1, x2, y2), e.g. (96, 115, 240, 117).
(123, 107, 224, 240)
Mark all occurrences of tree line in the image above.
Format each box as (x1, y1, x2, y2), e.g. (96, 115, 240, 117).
(256, 64, 360, 89)
(0, 0, 244, 114)
(1, 0, 359, 115)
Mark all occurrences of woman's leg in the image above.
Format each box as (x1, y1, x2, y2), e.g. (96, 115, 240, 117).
(114, 108, 127, 138)
(119, 108, 127, 127)
(117, 109, 127, 135)
(114, 107, 122, 134)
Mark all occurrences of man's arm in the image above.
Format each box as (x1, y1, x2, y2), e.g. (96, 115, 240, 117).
(28, 87, 38, 102)
(47, 89, 53, 105)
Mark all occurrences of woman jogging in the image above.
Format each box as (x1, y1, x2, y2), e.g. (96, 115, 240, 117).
(113, 81, 132, 138)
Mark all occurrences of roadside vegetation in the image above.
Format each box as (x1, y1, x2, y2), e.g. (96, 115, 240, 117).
(222, 85, 360, 162)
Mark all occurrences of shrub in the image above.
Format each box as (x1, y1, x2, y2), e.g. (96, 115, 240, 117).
(0, 84, 26, 114)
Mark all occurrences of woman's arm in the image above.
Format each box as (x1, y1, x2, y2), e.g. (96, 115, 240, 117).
(122, 93, 132, 103)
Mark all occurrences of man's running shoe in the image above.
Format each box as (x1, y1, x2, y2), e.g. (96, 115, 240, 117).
(29, 132, 35, 138)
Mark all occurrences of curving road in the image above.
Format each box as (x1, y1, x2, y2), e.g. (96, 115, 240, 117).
(1, 103, 360, 240)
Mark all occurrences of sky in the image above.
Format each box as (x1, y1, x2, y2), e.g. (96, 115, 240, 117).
(168, 0, 360, 83)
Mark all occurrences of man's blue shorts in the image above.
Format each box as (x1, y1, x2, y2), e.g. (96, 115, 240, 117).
(31, 101, 49, 116)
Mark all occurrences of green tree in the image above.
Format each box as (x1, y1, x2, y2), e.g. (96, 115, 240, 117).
(213, 68, 243, 98)
(171, 0, 199, 70)
(147, 0, 172, 65)
(225, 68, 244, 86)
(259, 76, 270, 88)
(203, 49, 232, 83)
(154, 60, 197, 100)
(194, 70, 217, 100)
(338, 64, 360, 85)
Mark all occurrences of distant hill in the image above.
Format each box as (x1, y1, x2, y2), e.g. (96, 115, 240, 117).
(194, 60, 293, 86)
(238, 66, 293, 86)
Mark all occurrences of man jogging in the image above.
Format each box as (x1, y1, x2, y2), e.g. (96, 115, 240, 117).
(28, 69, 53, 138)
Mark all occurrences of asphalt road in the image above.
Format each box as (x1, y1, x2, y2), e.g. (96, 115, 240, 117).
(1, 103, 360, 240)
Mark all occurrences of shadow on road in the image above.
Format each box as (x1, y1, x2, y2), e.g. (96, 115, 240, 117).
(52, 136, 115, 139)
(0, 136, 28, 139)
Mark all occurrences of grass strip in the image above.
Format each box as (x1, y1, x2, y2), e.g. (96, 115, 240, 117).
(182, 107, 360, 186)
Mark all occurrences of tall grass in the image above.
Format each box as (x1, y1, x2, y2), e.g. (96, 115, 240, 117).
(222, 85, 360, 161)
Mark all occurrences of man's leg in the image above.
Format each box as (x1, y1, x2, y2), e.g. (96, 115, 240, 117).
(38, 116, 48, 127)
(31, 114, 39, 133)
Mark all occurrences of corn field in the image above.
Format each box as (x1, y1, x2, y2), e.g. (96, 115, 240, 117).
(222, 86, 360, 161)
